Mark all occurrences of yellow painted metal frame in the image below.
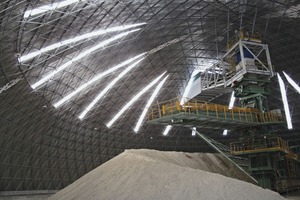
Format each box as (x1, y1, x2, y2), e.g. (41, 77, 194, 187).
(227, 30, 262, 50)
(230, 137, 291, 155)
(147, 97, 285, 125)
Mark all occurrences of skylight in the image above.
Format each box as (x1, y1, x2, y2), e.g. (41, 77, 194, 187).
(163, 125, 172, 136)
(31, 29, 139, 90)
(24, 0, 85, 19)
(192, 127, 196, 136)
(78, 58, 145, 120)
(283, 71, 300, 94)
(228, 91, 235, 109)
(53, 53, 146, 108)
(277, 73, 293, 130)
(106, 72, 167, 128)
(134, 75, 169, 133)
(19, 23, 145, 62)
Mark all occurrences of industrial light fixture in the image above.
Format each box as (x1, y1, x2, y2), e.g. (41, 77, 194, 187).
(106, 71, 167, 128)
(163, 125, 172, 136)
(31, 29, 139, 90)
(54, 53, 146, 108)
(134, 75, 169, 132)
(79, 58, 145, 120)
(23, 0, 85, 19)
(228, 91, 235, 109)
(277, 73, 293, 130)
(19, 23, 145, 62)
(283, 71, 300, 94)
(192, 127, 196, 136)
(223, 129, 228, 136)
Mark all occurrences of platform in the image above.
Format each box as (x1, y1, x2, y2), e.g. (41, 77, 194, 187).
(230, 137, 298, 158)
(147, 98, 285, 129)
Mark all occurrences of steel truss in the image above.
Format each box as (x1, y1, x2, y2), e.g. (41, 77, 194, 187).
(200, 39, 274, 92)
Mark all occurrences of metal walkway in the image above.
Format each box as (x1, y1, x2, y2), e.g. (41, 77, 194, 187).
(147, 98, 285, 129)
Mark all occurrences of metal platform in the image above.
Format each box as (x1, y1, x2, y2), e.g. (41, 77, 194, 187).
(147, 98, 285, 130)
(199, 38, 274, 92)
(230, 137, 295, 156)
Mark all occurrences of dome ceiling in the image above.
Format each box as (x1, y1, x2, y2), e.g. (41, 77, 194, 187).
(0, 0, 299, 190)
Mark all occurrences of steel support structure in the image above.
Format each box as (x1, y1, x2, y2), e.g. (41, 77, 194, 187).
(199, 39, 274, 92)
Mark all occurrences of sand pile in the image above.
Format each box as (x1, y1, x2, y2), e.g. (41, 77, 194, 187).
(49, 149, 285, 200)
(120, 149, 256, 183)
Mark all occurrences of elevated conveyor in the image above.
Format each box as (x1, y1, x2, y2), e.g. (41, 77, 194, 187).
(194, 129, 257, 184)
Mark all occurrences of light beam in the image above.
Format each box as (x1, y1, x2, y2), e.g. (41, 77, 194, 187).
(163, 125, 172, 136)
(31, 29, 139, 90)
(133, 75, 169, 132)
(20, 23, 145, 62)
(24, 0, 85, 19)
(79, 58, 145, 119)
(277, 73, 293, 129)
(53, 53, 145, 108)
(106, 71, 167, 128)
(283, 71, 300, 94)
(228, 91, 235, 109)
(192, 127, 196, 136)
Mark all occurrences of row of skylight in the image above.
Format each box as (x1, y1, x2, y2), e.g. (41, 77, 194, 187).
(23, 20, 175, 133)
(30, 28, 141, 89)
(23, 0, 227, 136)
(23, 1, 200, 136)
(19, 23, 145, 63)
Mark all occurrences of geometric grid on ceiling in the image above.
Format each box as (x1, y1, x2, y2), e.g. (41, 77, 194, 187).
(0, 0, 300, 191)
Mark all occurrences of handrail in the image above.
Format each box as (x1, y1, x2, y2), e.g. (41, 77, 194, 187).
(227, 30, 262, 50)
(195, 129, 258, 184)
(230, 137, 290, 154)
(147, 97, 285, 125)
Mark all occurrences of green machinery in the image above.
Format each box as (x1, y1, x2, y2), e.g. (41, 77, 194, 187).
(226, 31, 300, 192)
(230, 135, 300, 192)
(147, 30, 300, 192)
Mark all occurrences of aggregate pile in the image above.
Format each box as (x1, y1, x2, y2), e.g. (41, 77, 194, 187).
(49, 149, 286, 200)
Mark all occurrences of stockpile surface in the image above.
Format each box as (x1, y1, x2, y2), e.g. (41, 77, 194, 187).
(49, 149, 286, 200)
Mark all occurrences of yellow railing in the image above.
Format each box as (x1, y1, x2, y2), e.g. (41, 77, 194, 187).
(230, 137, 290, 154)
(147, 97, 285, 125)
(240, 31, 261, 42)
(227, 30, 262, 50)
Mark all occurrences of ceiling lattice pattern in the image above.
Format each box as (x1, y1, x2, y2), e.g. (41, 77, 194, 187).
(0, 0, 299, 191)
